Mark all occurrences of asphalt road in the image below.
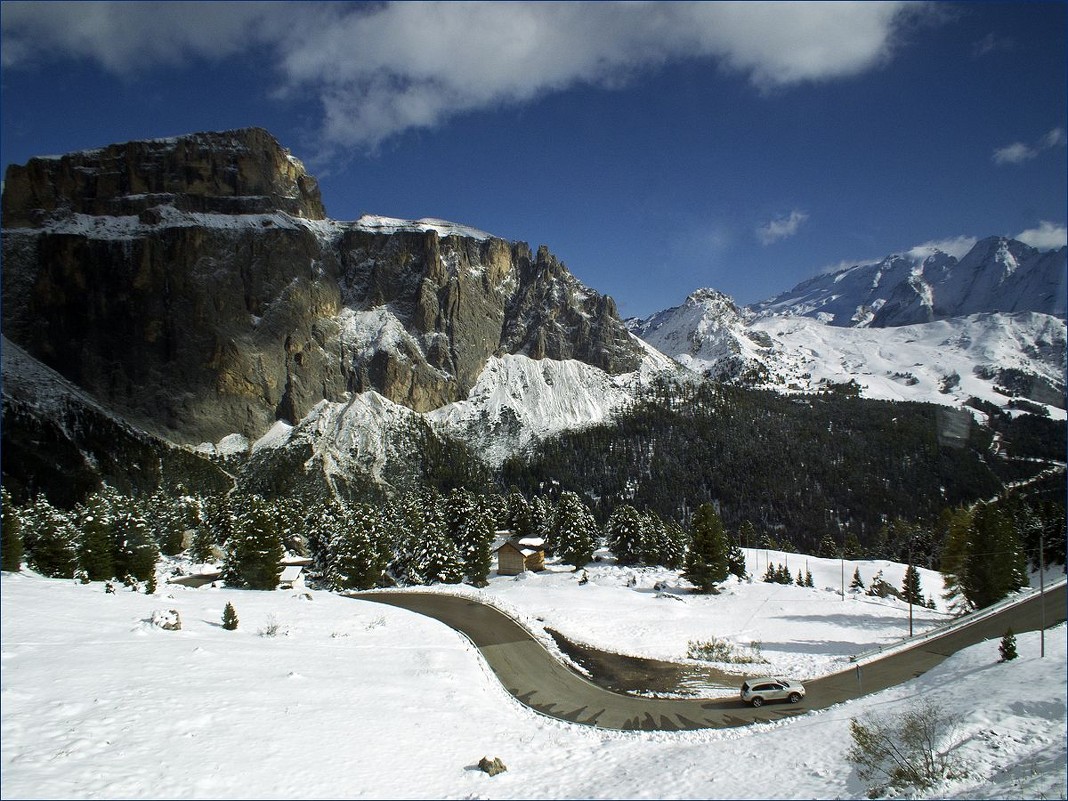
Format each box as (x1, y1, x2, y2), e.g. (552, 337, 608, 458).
(351, 582, 1066, 732)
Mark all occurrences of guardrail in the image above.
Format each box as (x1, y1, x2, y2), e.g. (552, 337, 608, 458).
(849, 576, 1067, 665)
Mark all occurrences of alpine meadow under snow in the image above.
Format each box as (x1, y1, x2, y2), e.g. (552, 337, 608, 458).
(1, 552, 1065, 800)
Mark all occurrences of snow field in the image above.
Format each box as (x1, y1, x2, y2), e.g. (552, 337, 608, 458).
(3, 558, 1063, 799)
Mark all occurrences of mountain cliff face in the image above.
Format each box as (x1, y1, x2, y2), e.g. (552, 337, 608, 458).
(754, 237, 1067, 327)
(1, 128, 646, 447)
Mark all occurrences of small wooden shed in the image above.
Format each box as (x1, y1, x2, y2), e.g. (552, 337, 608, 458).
(495, 536, 546, 575)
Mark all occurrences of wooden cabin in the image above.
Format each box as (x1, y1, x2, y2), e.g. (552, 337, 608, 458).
(495, 536, 545, 575)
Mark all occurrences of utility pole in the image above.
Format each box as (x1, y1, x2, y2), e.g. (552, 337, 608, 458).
(840, 546, 845, 601)
(1040, 528, 1045, 658)
(908, 538, 914, 638)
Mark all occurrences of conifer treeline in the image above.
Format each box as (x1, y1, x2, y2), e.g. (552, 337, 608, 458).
(3, 479, 1060, 613)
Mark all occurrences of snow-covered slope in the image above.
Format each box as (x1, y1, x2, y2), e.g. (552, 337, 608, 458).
(632, 290, 1066, 419)
(429, 348, 676, 465)
(632, 279, 1068, 420)
(755, 237, 1066, 327)
(2, 561, 1063, 800)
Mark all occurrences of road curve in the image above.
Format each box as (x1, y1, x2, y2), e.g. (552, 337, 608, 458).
(351, 583, 1066, 732)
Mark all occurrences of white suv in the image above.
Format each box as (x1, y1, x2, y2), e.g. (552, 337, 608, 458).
(740, 677, 806, 707)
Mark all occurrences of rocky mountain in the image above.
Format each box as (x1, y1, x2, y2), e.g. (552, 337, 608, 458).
(754, 237, 1067, 327)
(1, 128, 651, 454)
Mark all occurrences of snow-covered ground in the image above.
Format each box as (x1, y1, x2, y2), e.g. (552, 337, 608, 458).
(3, 553, 1064, 799)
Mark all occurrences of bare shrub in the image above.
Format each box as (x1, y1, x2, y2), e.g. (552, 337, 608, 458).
(687, 636, 766, 664)
(846, 698, 964, 797)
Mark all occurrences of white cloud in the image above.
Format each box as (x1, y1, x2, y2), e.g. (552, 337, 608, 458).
(993, 127, 1066, 166)
(993, 142, 1037, 165)
(1, 1, 925, 151)
(1015, 221, 1068, 251)
(906, 235, 978, 260)
(758, 210, 809, 245)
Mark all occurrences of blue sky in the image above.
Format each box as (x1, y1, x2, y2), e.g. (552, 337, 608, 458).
(2, 1, 1065, 318)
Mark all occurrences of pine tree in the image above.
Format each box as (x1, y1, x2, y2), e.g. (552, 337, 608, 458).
(199, 494, 236, 563)
(850, 566, 865, 591)
(222, 602, 239, 630)
(75, 492, 115, 581)
(2, 487, 24, 572)
(727, 541, 747, 580)
(998, 628, 1017, 662)
(112, 499, 159, 582)
(553, 492, 598, 570)
(329, 503, 388, 590)
(684, 503, 729, 593)
(24, 496, 79, 578)
(797, 569, 804, 586)
(458, 501, 494, 586)
(843, 530, 863, 559)
(409, 522, 464, 585)
(737, 520, 758, 550)
(224, 496, 284, 590)
(817, 532, 839, 558)
(939, 506, 975, 614)
(901, 564, 923, 605)
(805, 569, 814, 588)
(964, 503, 1027, 609)
(505, 491, 534, 541)
(606, 505, 645, 566)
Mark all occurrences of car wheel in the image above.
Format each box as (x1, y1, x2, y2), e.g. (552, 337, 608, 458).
(751, 696, 764, 707)
(788, 692, 801, 703)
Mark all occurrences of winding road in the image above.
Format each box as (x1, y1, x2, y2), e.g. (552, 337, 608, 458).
(352, 582, 1066, 732)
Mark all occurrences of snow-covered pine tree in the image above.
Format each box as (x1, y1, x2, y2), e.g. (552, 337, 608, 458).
(606, 504, 645, 566)
(850, 566, 865, 591)
(24, 495, 78, 578)
(650, 513, 688, 569)
(224, 496, 284, 590)
(1, 487, 24, 572)
(409, 519, 463, 585)
(222, 602, 239, 630)
(142, 489, 186, 556)
(529, 495, 555, 550)
(201, 494, 236, 563)
(111, 495, 159, 582)
(451, 492, 493, 586)
(328, 503, 388, 590)
(75, 491, 115, 581)
(684, 503, 729, 593)
(505, 491, 534, 541)
(552, 491, 598, 570)
(805, 569, 814, 588)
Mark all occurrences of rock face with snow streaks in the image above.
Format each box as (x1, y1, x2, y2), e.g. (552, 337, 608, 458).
(1, 128, 645, 446)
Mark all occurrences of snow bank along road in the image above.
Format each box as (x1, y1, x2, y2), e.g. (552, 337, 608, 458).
(352, 584, 1067, 732)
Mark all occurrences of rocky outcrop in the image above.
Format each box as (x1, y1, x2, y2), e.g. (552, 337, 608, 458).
(1, 129, 646, 446)
(1, 127, 325, 226)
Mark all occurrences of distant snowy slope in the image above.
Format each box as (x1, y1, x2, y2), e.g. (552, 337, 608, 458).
(754, 236, 1066, 327)
(630, 291, 1066, 418)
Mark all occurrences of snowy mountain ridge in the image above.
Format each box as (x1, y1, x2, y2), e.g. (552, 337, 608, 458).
(630, 236, 1066, 418)
(753, 235, 1066, 327)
